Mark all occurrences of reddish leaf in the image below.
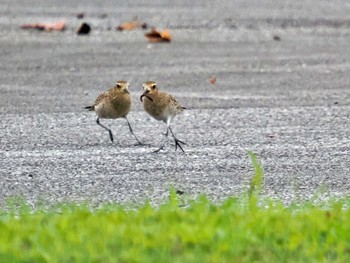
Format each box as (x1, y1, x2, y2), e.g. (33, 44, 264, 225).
(145, 28, 172, 43)
(21, 21, 66, 31)
(209, 77, 216, 85)
(160, 30, 172, 41)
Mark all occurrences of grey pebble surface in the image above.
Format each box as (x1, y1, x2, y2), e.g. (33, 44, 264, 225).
(1, 0, 350, 207)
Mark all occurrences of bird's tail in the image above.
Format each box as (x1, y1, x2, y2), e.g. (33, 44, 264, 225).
(84, 105, 95, 111)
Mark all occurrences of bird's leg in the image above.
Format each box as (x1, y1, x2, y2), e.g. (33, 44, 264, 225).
(125, 117, 143, 146)
(169, 126, 185, 152)
(96, 117, 114, 142)
(154, 127, 169, 153)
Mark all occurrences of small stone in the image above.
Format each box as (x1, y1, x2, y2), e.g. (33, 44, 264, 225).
(176, 189, 185, 195)
(76, 13, 85, 19)
(77, 23, 91, 35)
(273, 35, 281, 41)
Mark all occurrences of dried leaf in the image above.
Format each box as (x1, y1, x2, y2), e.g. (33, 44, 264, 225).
(117, 21, 139, 31)
(209, 77, 216, 85)
(160, 30, 172, 41)
(145, 28, 172, 43)
(21, 21, 66, 31)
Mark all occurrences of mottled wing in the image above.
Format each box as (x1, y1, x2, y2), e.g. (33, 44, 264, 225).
(94, 91, 109, 106)
(168, 94, 185, 111)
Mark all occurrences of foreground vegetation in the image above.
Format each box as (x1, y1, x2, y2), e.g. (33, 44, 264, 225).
(1, 153, 349, 262)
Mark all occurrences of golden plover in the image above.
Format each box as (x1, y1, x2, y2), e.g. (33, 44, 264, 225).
(85, 80, 142, 145)
(140, 81, 186, 152)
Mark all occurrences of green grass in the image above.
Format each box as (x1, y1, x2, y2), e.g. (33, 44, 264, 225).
(1, 153, 350, 262)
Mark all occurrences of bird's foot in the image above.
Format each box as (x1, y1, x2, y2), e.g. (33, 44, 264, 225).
(153, 145, 165, 153)
(174, 138, 186, 152)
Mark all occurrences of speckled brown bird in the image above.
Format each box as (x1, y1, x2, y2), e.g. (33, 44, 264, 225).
(85, 80, 142, 144)
(141, 81, 186, 152)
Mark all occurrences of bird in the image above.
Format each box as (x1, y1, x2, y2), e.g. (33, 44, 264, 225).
(85, 80, 142, 145)
(140, 81, 186, 152)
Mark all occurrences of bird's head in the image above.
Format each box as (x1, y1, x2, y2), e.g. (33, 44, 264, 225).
(140, 81, 158, 102)
(115, 80, 129, 94)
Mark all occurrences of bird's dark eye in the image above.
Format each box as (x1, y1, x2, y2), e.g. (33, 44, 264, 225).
(152, 85, 156, 89)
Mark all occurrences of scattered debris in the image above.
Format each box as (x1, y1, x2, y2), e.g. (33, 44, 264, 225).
(273, 34, 281, 41)
(20, 21, 66, 31)
(98, 13, 108, 19)
(76, 13, 85, 19)
(145, 28, 172, 43)
(117, 21, 139, 31)
(140, 22, 148, 29)
(116, 20, 148, 31)
(77, 23, 91, 35)
(209, 77, 216, 85)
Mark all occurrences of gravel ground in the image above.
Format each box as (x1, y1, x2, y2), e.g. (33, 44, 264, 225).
(1, 0, 350, 207)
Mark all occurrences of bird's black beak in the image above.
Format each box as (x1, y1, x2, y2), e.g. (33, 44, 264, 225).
(140, 90, 153, 102)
